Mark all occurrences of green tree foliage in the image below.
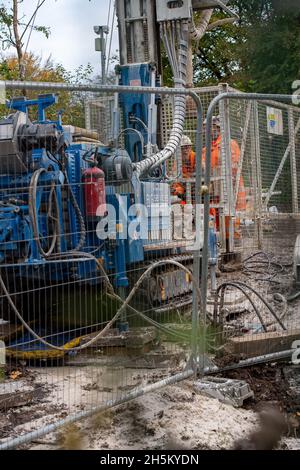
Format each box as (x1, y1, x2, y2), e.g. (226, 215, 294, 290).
(162, 1, 300, 90)
(0, 53, 94, 127)
(193, 0, 300, 93)
(239, 0, 300, 93)
(0, 0, 94, 127)
(0, 0, 50, 80)
(192, 7, 241, 86)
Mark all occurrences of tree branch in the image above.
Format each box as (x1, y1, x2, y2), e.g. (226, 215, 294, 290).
(20, 0, 47, 42)
(7, 22, 16, 48)
(12, 0, 25, 83)
(196, 47, 223, 80)
(190, 9, 214, 41)
(207, 17, 237, 31)
(13, 0, 23, 57)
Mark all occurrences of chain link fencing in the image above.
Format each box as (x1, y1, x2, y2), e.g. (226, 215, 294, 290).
(158, 83, 300, 383)
(0, 81, 204, 450)
(0, 81, 299, 449)
(200, 89, 300, 374)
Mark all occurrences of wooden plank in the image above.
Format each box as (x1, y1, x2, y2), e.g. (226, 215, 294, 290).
(0, 381, 37, 410)
(225, 329, 300, 358)
(0, 323, 22, 342)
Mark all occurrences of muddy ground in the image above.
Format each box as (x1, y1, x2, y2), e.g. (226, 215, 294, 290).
(0, 357, 300, 450)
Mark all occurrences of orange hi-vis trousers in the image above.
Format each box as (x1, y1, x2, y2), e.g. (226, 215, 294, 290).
(203, 136, 246, 240)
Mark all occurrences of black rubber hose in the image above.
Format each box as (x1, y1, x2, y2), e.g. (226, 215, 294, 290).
(217, 281, 286, 331)
(216, 283, 268, 333)
(63, 171, 86, 252)
(287, 291, 300, 302)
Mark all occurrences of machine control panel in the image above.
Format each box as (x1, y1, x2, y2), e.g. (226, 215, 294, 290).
(156, 0, 192, 22)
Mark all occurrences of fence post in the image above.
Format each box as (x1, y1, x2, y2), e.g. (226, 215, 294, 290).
(288, 108, 299, 214)
(219, 83, 234, 252)
(191, 93, 204, 375)
(252, 101, 263, 250)
(84, 100, 92, 131)
(0, 340, 5, 382)
(234, 102, 252, 207)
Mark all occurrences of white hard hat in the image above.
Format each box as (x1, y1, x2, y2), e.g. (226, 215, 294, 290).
(181, 135, 192, 147)
(203, 115, 221, 127)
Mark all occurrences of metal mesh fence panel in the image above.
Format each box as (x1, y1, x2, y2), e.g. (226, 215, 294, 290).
(0, 82, 203, 449)
(0, 80, 300, 449)
(200, 89, 300, 376)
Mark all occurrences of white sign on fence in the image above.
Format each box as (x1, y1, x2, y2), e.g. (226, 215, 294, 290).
(267, 107, 283, 135)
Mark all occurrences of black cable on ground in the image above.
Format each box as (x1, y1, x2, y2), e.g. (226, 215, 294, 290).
(214, 281, 287, 331)
(242, 251, 286, 283)
(216, 283, 268, 332)
(287, 290, 300, 302)
(228, 281, 286, 330)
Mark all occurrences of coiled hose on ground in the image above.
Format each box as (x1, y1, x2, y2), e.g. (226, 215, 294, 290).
(242, 251, 299, 303)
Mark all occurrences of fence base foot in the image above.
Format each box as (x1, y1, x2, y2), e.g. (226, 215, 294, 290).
(193, 377, 254, 407)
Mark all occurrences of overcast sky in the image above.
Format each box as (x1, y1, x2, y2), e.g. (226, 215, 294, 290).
(2, 0, 119, 75)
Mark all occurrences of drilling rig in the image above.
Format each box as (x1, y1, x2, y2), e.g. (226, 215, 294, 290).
(0, 1, 234, 333)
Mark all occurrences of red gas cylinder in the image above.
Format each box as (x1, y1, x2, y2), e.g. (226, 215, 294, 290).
(82, 166, 106, 218)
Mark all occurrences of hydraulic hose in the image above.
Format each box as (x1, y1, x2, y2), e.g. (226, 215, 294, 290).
(0, 258, 202, 353)
(215, 281, 287, 331)
(217, 283, 268, 333)
(287, 290, 300, 302)
(62, 171, 86, 252)
(29, 168, 87, 258)
(29, 169, 59, 258)
(264, 293, 288, 328)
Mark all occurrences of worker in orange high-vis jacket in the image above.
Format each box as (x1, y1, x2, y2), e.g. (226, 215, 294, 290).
(202, 116, 247, 240)
(172, 135, 196, 204)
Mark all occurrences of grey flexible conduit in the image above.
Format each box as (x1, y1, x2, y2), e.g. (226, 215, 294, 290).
(190, 9, 213, 42)
(134, 21, 189, 177)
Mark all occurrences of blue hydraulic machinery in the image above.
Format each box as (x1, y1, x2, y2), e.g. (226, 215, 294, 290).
(0, 0, 235, 331)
